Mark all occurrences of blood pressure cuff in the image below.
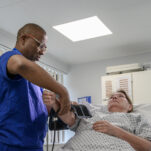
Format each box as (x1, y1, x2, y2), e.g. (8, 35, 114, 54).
(71, 104, 92, 119)
(49, 105, 92, 130)
(49, 109, 68, 130)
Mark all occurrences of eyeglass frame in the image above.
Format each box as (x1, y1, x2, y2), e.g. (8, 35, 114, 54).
(109, 94, 126, 100)
(26, 34, 47, 52)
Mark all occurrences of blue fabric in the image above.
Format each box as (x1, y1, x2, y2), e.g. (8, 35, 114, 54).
(0, 48, 48, 149)
(0, 142, 43, 151)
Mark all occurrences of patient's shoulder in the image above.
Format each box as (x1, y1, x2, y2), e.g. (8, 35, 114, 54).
(127, 112, 151, 126)
(88, 104, 109, 113)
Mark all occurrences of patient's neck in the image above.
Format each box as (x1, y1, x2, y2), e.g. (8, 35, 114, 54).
(108, 107, 128, 113)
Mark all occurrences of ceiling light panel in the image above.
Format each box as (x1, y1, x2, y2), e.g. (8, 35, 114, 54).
(53, 16, 112, 42)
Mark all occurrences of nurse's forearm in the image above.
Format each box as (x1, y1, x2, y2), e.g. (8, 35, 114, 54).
(7, 55, 70, 115)
(16, 56, 68, 96)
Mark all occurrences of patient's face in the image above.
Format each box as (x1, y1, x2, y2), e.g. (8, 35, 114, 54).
(108, 92, 132, 113)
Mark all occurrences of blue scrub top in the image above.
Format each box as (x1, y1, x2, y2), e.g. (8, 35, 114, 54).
(0, 48, 48, 149)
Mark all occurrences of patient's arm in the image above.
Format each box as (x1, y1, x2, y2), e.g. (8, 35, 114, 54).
(93, 120, 151, 151)
(115, 127, 151, 151)
(52, 99, 76, 127)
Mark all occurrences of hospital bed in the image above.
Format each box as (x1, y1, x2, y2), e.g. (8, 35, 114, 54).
(49, 103, 151, 151)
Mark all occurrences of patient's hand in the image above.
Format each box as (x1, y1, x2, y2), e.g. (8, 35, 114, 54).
(92, 120, 120, 137)
(93, 120, 151, 151)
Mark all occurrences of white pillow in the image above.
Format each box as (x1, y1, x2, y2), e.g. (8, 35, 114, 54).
(91, 103, 151, 124)
(133, 104, 151, 124)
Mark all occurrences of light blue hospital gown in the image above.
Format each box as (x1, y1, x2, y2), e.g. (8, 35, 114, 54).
(58, 105, 151, 151)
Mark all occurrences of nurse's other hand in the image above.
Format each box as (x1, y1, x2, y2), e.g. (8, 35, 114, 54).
(42, 90, 56, 107)
(71, 101, 79, 105)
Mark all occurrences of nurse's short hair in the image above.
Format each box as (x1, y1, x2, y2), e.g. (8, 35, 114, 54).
(17, 23, 46, 41)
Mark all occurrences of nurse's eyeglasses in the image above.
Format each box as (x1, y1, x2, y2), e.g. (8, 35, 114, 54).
(26, 34, 47, 52)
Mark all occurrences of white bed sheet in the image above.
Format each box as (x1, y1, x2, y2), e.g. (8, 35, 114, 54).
(133, 104, 151, 124)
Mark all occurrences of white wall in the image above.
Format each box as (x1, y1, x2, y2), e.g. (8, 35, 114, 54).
(0, 28, 16, 48)
(40, 53, 70, 74)
(64, 52, 151, 104)
(0, 28, 69, 73)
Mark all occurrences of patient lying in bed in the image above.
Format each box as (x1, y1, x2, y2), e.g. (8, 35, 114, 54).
(50, 90, 151, 151)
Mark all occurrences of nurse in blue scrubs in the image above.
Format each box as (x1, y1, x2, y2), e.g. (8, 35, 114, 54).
(0, 23, 71, 151)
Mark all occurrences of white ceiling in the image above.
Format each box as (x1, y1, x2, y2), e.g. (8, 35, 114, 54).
(0, 0, 151, 65)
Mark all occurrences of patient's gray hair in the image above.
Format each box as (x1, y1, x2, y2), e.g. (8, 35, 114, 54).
(117, 89, 133, 112)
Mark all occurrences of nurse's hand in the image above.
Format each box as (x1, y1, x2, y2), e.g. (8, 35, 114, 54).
(42, 90, 56, 107)
(92, 120, 120, 137)
(71, 101, 79, 105)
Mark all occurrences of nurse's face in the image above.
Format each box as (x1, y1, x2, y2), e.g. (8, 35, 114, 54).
(23, 33, 47, 61)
